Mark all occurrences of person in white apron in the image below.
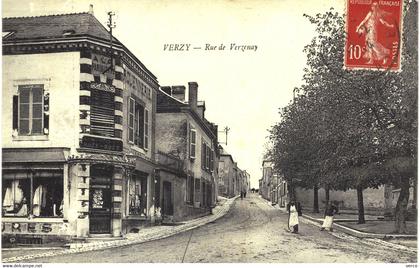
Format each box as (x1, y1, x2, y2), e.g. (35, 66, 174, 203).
(321, 201, 339, 231)
(287, 200, 300, 233)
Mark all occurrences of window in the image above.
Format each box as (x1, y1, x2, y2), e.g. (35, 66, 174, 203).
(90, 89, 115, 137)
(210, 149, 214, 172)
(2, 171, 63, 217)
(128, 172, 148, 216)
(201, 140, 206, 170)
(201, 141, 212, 172)
(15, 85, 48, 136)
(128, 97, 146, 149)
(190, 129, 196, 159)
(186, 175, 194, 204)
(144, 109, 149, 150)
(206, 145, 210, 171)
(129, 98, 135, 142)
(194, 178, 201, 203)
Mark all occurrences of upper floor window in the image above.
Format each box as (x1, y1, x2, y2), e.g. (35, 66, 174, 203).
(190, 128, 196, 159)
(128, 97, 148, 150)
(201, 141, 213, 172)
(14, 85, 49, 136)
(144, 109, 149, 150)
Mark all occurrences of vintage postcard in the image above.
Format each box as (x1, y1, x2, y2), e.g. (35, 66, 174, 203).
(1, 0, 417, 266)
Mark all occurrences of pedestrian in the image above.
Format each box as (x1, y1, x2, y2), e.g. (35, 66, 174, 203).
(320, 201, 339, 232)
(287, 199, 301, 234)
(240, 191, 243, 200)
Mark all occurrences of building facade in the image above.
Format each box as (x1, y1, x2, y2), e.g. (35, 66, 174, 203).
(155, 83, 219, 221)
(2, 11, 159, 244)
(218, 149, 238, 198)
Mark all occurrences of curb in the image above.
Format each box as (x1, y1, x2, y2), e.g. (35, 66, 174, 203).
(258, 195, 417, 240)
(301, 214, 417, 240)
(2, 196, 238, 263)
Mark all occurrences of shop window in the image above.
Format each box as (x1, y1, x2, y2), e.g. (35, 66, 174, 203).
(128, 172, 148, 216)
(13, 84, 49, 136)
(2, 171, 63, 217)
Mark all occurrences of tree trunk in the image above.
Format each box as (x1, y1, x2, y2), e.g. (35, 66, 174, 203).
(394, 177, 410, 234)
(357, 185, 365, 224)
(313, 185, 319, 213)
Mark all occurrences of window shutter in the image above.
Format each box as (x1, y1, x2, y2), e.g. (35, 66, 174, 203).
(12, 95, 18, 130)
(202, 141, 206, 169)
(128, 98, 134, 142)
(144, 109, 149, 149)
(139, 105, 144, 148)
(43, 92, 49, 134)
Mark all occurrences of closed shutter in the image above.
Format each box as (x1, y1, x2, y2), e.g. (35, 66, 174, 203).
(12, 95, 18, 130)
(90, 89, 115, 137)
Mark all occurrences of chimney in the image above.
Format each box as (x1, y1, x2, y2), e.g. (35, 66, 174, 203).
(88, 4, 94, 15)
(188, 82, 198, 113)
(197, 101, 205, 119)
(160, 86, 171, 95)
(171, 85, 186, 102)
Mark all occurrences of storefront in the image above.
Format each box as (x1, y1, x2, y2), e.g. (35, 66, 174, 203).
(2, 148, 71, 245)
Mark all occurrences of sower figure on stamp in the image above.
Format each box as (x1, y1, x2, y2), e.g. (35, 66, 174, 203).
(287, 199, 301, 234)
(356, 2, 395, 65)
(320, 201, 339, 232)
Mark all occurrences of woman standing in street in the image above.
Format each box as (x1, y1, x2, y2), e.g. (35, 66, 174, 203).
(320, 201, 339, 232)
(287, 200, 300, 233)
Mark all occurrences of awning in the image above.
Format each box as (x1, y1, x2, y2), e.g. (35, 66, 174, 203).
(2, 148, 69, 163)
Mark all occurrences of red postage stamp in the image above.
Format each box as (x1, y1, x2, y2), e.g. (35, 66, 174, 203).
(345, 0, 403, 71)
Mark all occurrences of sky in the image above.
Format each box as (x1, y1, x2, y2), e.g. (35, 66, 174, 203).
(3, 0, 345, 189)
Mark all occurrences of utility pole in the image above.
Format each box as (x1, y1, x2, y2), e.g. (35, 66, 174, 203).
(104, 11, 116, 74)
(218, 126, 230, 146)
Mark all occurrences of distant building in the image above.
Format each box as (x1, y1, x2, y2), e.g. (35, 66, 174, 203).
(260, 160, 287, 206)
(217, 147, 239, 198)
(155, 83, 219, 221)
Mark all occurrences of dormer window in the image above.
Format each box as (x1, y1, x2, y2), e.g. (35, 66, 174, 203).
(2, 31, 15, 39)
(62, 30, 75, 36)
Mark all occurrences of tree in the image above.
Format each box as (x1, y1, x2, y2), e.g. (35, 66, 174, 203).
(269, 0, 417, 232)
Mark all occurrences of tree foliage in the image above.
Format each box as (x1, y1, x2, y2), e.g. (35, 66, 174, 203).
(269, 0, 417, 232)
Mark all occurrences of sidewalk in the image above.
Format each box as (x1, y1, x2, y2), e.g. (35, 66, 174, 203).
(2, 196, 238, 263)
(267, 198, 417, 240)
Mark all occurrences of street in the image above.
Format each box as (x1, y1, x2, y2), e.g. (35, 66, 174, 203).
(24, 193, 416, 263)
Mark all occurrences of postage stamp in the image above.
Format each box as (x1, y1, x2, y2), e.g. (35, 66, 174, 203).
(345, 0, 403, 71)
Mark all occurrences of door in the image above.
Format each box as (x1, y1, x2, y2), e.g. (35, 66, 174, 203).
(162, 181, 173, 217)
(89, 165, 112, 234)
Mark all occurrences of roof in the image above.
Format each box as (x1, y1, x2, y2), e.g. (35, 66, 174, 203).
(2, 148, 69, 163)
(2, 12, 158, 81)
(3, 12, 118, 43)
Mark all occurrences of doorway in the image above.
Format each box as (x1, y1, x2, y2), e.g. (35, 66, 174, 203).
(89, 164, 113, 234)
(162, 181, 173, 217)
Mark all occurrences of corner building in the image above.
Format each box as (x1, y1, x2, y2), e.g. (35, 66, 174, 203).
(2, 11, 159, 244)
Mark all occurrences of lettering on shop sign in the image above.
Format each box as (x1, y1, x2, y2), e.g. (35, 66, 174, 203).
(12, 223, 21, 232)
(80, 135, 123, 152)
(28, 223, 37, 233)
(42, 223, 52, 233)
(90, 82, 116, 93)
(92, 53, 115, 77)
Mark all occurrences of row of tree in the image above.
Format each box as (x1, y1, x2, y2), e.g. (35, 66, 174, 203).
(268, 1, 417, 233)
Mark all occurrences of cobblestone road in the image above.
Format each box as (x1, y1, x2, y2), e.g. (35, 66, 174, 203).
(16, 193, 417, 263)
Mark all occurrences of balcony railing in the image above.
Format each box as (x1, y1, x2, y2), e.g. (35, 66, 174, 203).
(155, 151, 184, 173)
